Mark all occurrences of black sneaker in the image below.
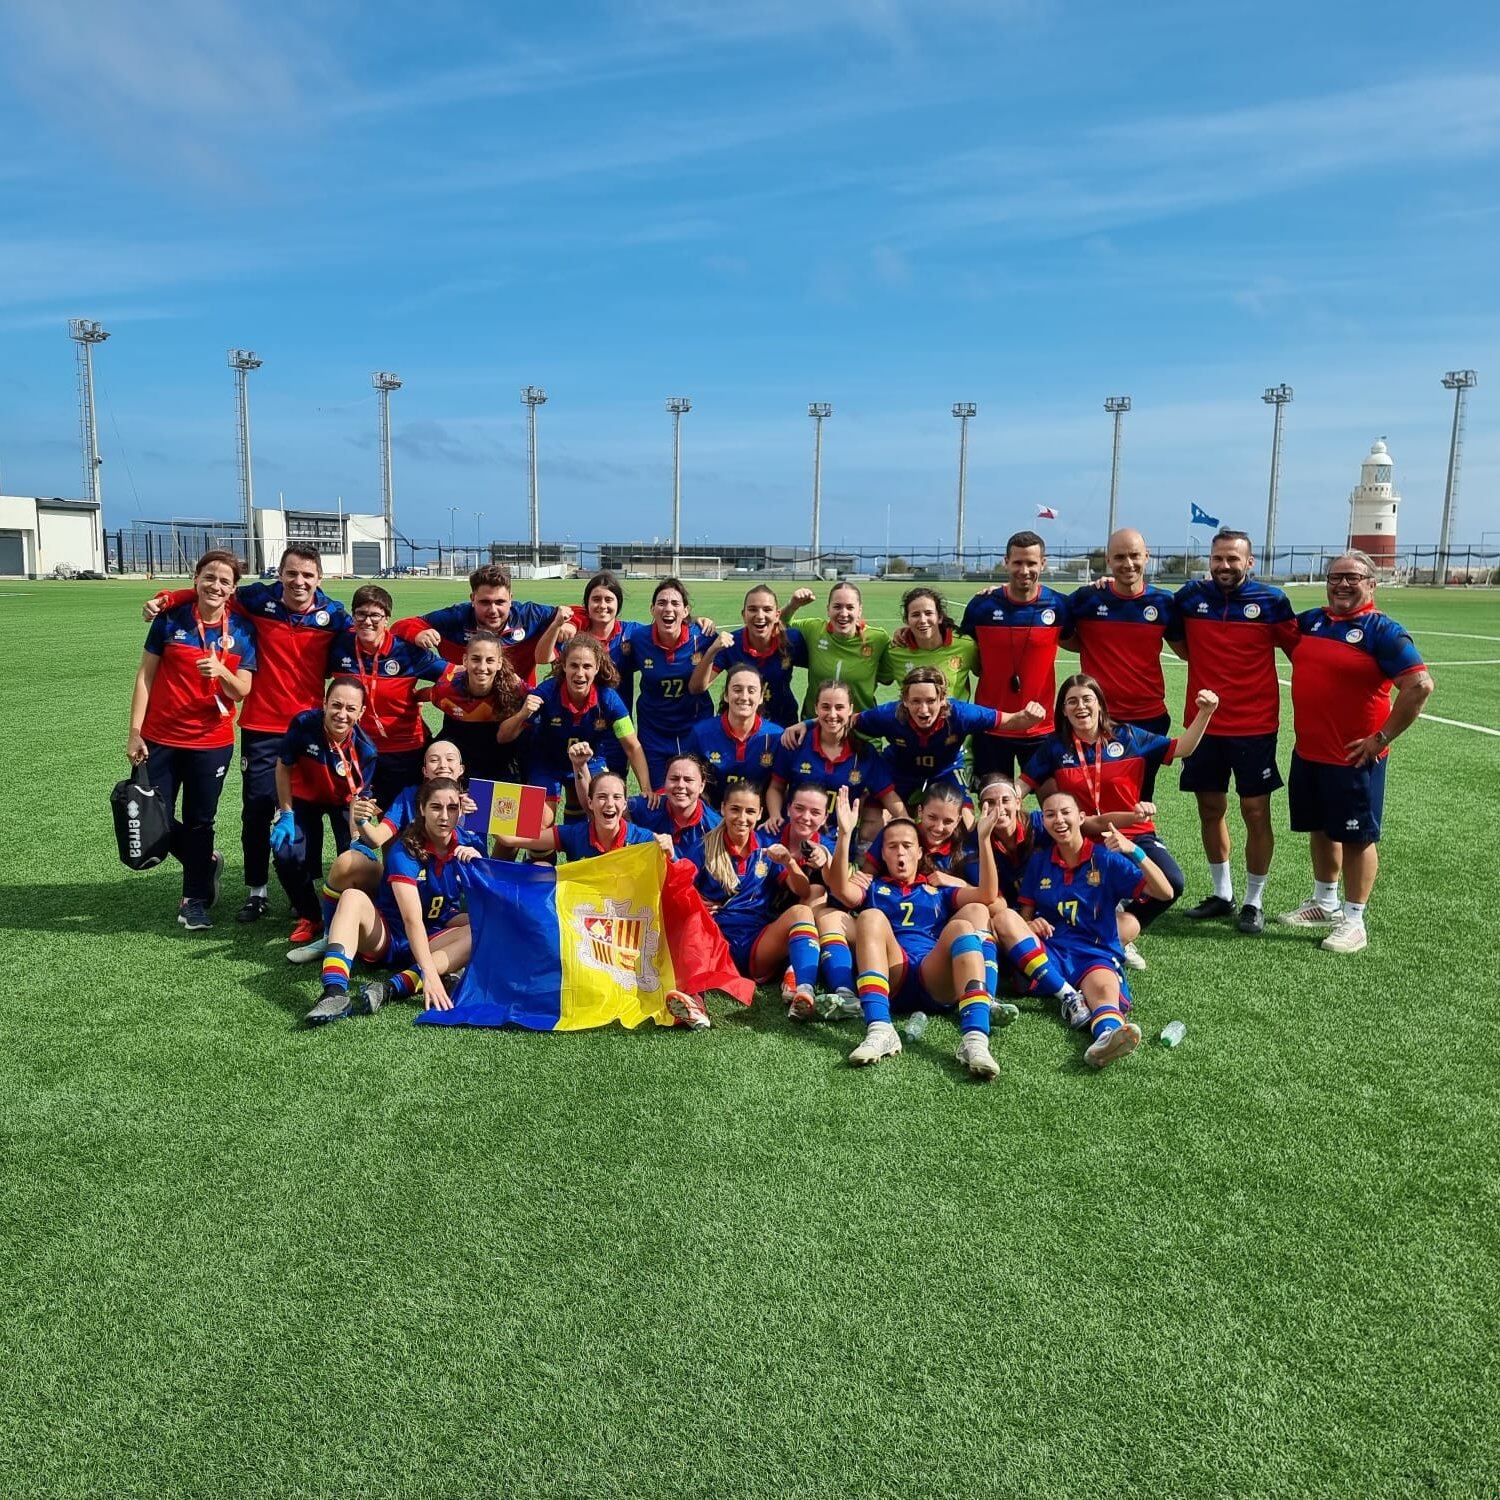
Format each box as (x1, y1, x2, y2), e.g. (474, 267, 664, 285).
(1184, 895, 1235, 920)
(236, 893, 270, 924)
(1237, 903, 1266, 935)
(178, 899, 213, 931)
(208, 851, 224, 909)
(305, 987, 351, 1026)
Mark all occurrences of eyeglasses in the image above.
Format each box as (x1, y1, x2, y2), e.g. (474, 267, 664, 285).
(1327, 572, 1372, 584)
(353, 610, 388, 621)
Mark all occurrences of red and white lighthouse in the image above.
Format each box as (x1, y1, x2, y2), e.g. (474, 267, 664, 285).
(1347, 438, 1400, 566)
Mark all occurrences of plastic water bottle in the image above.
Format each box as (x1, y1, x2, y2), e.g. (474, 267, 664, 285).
(1159, 1020, 1186, 1048)
(905, 1010, 930, 1040)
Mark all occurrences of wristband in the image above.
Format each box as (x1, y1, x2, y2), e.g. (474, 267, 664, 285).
(1125, 844, 1147, 866)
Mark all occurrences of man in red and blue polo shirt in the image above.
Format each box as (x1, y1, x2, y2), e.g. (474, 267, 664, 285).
(392, 562, 568, 683)
(1175, 529, 1298, 935)
(959, 530, 1068, 780)
(1280, 552, 1433, 954)
(1062, 527, 1181, 796)
(147, 545, 348, 924)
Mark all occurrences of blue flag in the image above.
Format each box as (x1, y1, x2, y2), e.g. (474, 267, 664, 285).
(1190, 502, 1220, 528)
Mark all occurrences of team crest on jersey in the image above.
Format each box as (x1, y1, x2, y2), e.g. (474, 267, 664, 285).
(1041, 609, 1056, 625)
(1087, 869, 1101, 886)
(691, 652, 702, 665)
(760, 751, 774, 766)
(753, 859, 769, 878)
(315, 610, 330, 626)
(948, 656, 962, 671)
(384, 659, 400, 675)
(1144, 605, 1159, 622)
(849, 770, 863, 785)
(1106, 741, 1125, 759)
(1346, 628, 1364, 644)
(573, 897, 663, 993)
(860, 644, 872, 658)
(1243, 603, 1261, 619)
(593, 717, 605, 731)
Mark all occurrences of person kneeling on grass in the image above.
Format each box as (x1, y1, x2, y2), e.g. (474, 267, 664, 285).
(306, 778, 483, 1025)
(674, 782, 825, 1029)
(1015, 790, 1176, 1070)
(824, 788, 1005, 1081)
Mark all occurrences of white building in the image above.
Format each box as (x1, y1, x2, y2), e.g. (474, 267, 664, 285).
(0, 496, 105, 576)
(1347, 439, 1400, 566)
(254, 505, 391, 576)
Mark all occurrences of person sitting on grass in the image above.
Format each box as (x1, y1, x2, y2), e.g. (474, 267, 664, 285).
(862, 781, 969, 878)
(272, 675, 377, 960)
(1015, 789, 1177, 1070)
(289, 739, 476, 964)
(305, 777, 482, 1026)
(824, 788, 1006, 1081)
(495, 769, 674, 865)
(673, 782, 825, 1030)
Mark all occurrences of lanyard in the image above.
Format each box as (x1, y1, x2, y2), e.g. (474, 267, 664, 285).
(193, 605, 232, 716)
(354, 633, 388, 736)
(1072, 734, 1104, 815)
(325, 729, 363, 802)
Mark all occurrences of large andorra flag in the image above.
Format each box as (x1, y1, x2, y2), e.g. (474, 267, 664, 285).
(415, 843, 752, 1031)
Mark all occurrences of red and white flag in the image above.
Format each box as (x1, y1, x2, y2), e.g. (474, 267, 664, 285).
(1035, 505, 1058, 520)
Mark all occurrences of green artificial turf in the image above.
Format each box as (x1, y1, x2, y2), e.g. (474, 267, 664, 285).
(0, 577, 1496, 1499)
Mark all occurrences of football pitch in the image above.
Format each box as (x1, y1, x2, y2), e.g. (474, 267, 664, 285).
(1, 578, 1496, 1499)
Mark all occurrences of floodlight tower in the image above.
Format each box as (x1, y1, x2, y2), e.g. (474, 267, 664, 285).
(666, 397, 692, 576)
(952, 403, 976, 563)
(808, 402, 832, 574)
(1438, 370, 1477, 583)
(522, 386, 548, 571)
(1261, 384, 1293, 572)
(373, 372, 402, 570)
(1104, 395, 1131, 539)
(68, 318, 110, 509)
(228, 350, 264, 571)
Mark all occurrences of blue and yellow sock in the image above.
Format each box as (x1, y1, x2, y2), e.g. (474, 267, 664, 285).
(856, 969, 891, 1025)
(319, 882, 339, 934)
(388, 967, 423, 1000)
(1006, 934, 1068, 999)
(320, 945, 351, 994)
(1088, 1002, 1124, 1040)
(980, 932, 999, 998)
(819, 931, 854, 992)
(788, 921, 820, 991)
(951, 933, 991, 1034)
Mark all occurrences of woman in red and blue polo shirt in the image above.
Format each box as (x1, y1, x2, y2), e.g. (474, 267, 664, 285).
(126, 548, 258, 932)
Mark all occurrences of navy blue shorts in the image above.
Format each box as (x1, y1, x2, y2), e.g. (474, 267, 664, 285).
(1288, 751, 1387, 843)
(1179, 731, 1283, 797)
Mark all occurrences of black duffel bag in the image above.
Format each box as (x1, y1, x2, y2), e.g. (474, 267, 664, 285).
(111, 762, 171, 871)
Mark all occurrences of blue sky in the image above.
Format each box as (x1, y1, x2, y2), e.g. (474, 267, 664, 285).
(1, 0, 1497, 555)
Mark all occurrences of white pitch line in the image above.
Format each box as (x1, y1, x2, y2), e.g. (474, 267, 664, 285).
(1419, 659, 1500, 667)
(1419, 713, 1500, 738)
(1416, 630, 1500, 643)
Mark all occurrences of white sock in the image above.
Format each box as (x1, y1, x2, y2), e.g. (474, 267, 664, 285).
(1245, 873, 1268, 909)
(1313, 879, 1339, 910)
(1209, 862, 1232, 901)
(249, 885, 267, 898)
(1341, 900, 1366, 927)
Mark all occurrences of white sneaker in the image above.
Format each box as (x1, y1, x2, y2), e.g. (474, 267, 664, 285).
(286, 936, 328, 964)
(1122, 941, 1147, 971)
(1060, 990, 1090, 1031)
(1280, 901, 1339, 927)
(1085, 1021, 1142, 1069)
(1320, 922, 1368, 954)
(955, 1031, 1000, 1081)
(849, 1020, 902, 1066)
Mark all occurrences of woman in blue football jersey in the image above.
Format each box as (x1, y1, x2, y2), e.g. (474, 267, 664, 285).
(499, 633, 653, 817)
(688, 584, 813, 727)
(304, 777, 483, 1025)
(681, 782, 825, 1025)
(766, 679, 902, 832)
(618, 577, 717, 791)
(688, 665, 785, 809)
(826, 788, 1006, 1080)
(497, 770, 673, 864)
(627, 753, 722, 858)
(862, 781, 968, 878)
(1017, 789, 1176, 1069)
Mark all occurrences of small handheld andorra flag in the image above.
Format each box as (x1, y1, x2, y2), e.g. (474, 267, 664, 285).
(461, 778, 548, 842)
